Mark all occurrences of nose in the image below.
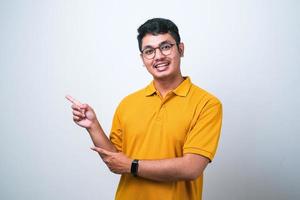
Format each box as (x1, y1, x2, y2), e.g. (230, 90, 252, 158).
(154, 48, 165, 60)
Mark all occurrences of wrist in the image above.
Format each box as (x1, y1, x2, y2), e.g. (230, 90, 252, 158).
(87, 120, 101, 133)
(126, 159, 133, 174)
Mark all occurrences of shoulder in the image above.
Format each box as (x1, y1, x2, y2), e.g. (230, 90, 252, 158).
(115, 87, 147, 111)
(189, 83, 222, 106)
(122, 87, 146, 103)
(186, 83, 223, 126)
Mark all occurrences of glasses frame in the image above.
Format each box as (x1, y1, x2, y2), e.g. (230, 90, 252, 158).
(141, 42, 177, 60)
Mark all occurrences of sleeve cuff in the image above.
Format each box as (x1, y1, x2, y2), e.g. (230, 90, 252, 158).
(183, 147, 214, 162)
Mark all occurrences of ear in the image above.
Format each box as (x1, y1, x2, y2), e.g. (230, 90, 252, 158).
(178, 43, 184, 57)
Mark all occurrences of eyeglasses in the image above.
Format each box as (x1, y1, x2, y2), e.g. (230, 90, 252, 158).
(141, 42, 177, 60)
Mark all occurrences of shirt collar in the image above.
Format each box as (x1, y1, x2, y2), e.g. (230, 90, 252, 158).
(145, 77, 192, 97)
(173, 76, 192, 97)
(145, 81, 157, 96)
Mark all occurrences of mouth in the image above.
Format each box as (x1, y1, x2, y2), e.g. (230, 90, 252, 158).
(153, 61, 170, 71)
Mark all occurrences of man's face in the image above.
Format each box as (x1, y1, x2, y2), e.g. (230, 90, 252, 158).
(140, 33, 184, 81)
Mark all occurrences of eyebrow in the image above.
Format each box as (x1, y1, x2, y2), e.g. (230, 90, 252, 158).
(142, 40, 173, 50)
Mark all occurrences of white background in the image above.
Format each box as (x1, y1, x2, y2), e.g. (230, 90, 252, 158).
(0, 0, 299, 199)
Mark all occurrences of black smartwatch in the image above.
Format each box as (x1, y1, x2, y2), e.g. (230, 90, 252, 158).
(131, 159, 139, 177)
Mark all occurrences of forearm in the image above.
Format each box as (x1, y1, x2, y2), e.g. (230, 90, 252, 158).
(137, 154, 209, 182)
(66, 96, 117, 153)
(87, 121, 117, 152)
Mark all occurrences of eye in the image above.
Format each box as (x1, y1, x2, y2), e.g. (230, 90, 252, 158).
(160, 43, 172, 51)
(143, 48, 154, 55)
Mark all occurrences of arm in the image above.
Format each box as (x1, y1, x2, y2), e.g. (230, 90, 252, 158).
(138, 153, 209, 181)
(86, 119, 116, 152)
(91, 147, 209, 182)
(66, 95, 117, 152)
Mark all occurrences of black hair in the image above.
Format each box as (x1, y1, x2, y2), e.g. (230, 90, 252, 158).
(137, 18, 181, 52)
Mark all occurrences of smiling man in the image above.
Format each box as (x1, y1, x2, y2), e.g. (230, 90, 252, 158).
(67, 18, 222, 200)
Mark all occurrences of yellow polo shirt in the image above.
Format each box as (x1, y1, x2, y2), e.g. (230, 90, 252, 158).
(110, 77, 222, 200)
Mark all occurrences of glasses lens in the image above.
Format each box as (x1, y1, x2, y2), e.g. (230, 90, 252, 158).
(143, 48, 155, 59)
(160, 43, 173, 56)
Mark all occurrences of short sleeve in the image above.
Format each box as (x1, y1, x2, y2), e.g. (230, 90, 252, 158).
(183, 98, 223, 161)
(109, 106, 123, 152)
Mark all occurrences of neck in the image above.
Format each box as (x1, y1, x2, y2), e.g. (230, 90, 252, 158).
(153, 74, 184, 98)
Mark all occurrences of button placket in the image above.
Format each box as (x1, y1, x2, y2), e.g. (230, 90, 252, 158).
(155, 92, 172, 122)
(156, 103, 163, 121)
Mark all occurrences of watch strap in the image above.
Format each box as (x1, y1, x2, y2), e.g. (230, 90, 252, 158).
(131, 159, 139, 177)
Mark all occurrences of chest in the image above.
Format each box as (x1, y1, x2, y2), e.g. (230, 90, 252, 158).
(121, 96, 198, 158)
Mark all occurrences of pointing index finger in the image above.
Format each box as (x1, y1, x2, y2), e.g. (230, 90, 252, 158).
(65, 95, 82, 106)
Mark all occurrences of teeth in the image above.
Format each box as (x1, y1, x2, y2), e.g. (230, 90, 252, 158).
(155, 63, 169, 68)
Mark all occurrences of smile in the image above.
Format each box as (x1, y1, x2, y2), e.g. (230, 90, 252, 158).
(154, 61, 170, 69)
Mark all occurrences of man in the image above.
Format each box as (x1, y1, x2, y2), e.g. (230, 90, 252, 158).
(66, 18, 222, 200)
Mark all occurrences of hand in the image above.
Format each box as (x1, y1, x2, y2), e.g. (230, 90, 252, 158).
(65, 95, 98, 129)
(91, 146, 132, 174)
